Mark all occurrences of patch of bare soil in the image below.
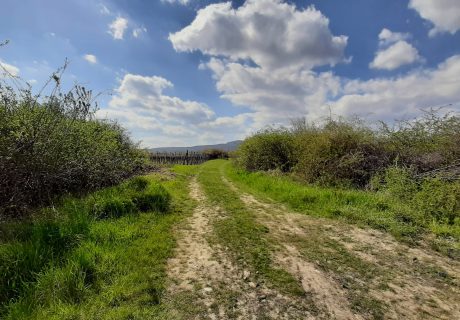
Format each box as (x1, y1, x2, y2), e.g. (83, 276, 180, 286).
(164, 178, 318, 319)
(224, 178, 460, 320)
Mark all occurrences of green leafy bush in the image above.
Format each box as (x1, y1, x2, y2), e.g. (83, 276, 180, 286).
(0, 83, 149, 217)
(414, 179, 460, 225)
(382, 167, 460, 226)
(236, 128, 296, 172)
(235, 112, 460, 188)
(292, 118, 389, 187)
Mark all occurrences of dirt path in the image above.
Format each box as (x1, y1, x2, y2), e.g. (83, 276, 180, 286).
(165, 177, 317, 319)
(164, 169, 459, 319)
(223, 178, 460, 320)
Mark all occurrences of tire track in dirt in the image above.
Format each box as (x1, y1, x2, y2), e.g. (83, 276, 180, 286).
(165, 177, 318, 319)
(222, 177, 363, 320)
(223, 177, 460, 319)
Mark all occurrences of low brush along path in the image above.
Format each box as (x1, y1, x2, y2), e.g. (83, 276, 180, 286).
(163, 160, 460, 319)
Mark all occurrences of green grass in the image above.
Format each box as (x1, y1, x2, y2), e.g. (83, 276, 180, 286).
(0, 165, 198, 319)
(197, 160, 305, 298)
(225, 163, 459, 246)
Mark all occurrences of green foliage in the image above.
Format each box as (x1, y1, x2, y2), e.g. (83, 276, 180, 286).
(0, 83, 149, 216)
(0, 175, 173, 317)
(292, 118, 388, 187)
(202, 148, 229, 160)
(132, 184, 171, 213)
(235, 112, 460, 188)
(236, 128, 296, 172)
(381, 167, 460, 226)
(415, 179, 460, 225)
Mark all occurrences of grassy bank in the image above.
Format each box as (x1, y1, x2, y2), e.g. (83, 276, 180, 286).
(0, 166, 197, 319)
(224, 162, 459, 257)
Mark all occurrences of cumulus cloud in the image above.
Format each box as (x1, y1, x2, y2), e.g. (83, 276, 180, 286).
(370, 40, 422, 70)
(170, 0, 459, 137)
(334, 55, 460, 120)
(203, 58, 341, 125)
(99, 73, 252, 147)
(378, 28, 410, 46)
(370, 29, 422, 70)
(409, 0, 460, 36)
(169, 0, 348, 70)
(83, 54, 97, 64)
(200, 54, 460, 126)
(0, 60, 20, 77)
(108, 17, 128, 40)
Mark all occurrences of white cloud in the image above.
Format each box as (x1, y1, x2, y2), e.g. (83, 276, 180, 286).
(0, 60, 20, 77)
(203, 57, 341, 126)
(170, 0, 459, 140)
(108, 17, 128, 40)
(169, 0, 348, 70)
(334, 55, 460, 120)
(100, 54, 460, 146)
(200, 54, 460, 128)
(98, 74, 250, 147)
(378, 28, 410, 46)
(132, 27, 147, 38)
(409, 0, 460, 36)
(370, 40, 422, 70)
(83, 54, 97, 64)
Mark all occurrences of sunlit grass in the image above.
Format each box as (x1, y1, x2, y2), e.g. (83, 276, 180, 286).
(0, 166, 198, 319)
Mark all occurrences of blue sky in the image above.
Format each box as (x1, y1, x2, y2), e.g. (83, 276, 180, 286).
(1, 0, 460, 147)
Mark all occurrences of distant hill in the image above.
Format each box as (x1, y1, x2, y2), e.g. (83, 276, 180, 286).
(149, 140, 243, 153)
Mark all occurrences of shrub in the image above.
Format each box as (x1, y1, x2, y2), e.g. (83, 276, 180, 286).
(292, 118, 389, 187)
(382, 167, 460, 226)
(0, 82, 149, 217)
(203, 148, 229, 160)
(414, 179, 460, 225)
(236, 128, 296, 172)
(235, 111, 460, 188)
(379, 110, 460, 173)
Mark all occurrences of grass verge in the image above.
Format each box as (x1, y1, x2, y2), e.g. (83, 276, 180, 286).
(224, 162, 459, 257)
(0, 165, 198, 319)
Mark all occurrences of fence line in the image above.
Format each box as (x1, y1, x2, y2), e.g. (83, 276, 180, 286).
(149, 151, 210, 165)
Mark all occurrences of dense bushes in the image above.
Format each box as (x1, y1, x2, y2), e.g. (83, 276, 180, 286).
(0, 84, 149, 216)
(237, 112, 460, 188)
(292, 119, 389, 187)
(0, 175, 171, 314)
(235, 129, 296, 172)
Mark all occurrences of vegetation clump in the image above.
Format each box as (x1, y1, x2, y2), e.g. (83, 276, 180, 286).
(0, 77, 149, 217)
